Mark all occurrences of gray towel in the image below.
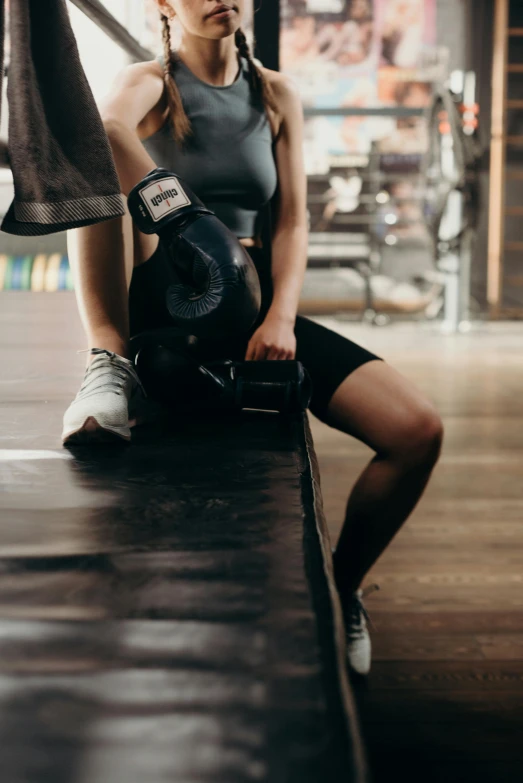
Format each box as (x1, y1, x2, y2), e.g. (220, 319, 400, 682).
(1, 0, 125, 236)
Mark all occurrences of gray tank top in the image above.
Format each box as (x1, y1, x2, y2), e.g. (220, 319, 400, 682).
(142, 55, 278, 239)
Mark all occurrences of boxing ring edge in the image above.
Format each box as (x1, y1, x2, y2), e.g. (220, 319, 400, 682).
(302, 413, 370, 783)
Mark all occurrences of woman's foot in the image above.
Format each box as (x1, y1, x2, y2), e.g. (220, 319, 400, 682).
(344, 584, 379, 676)
(62, 348, 145, 445)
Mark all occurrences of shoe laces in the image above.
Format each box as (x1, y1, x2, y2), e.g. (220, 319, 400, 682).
(347, 583, 380, 637)
(75, 348, 146, 401)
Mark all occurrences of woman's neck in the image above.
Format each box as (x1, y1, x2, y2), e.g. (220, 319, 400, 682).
(177, 35, 240, 87)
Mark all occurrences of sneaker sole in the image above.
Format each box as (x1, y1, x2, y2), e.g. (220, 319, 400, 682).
(347, 660, 371, 677)
(62, 416, 131, 446)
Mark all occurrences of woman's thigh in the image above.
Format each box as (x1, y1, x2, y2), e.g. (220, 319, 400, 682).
(295, 317, 441, 455)
(128, 240, 176, 337)
(295, 316, 381, 420)
(128, 207, 159, 270)
(323, 360, 442, 456)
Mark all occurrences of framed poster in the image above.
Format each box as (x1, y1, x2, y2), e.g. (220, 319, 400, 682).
(281, 0, 438, 160)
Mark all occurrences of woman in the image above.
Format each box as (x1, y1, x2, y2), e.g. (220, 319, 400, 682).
(63, 0, 443, 675)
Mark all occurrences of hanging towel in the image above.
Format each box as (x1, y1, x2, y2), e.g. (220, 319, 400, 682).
(0, 0, 125, 236)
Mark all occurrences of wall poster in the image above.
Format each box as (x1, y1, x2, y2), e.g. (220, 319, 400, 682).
(280, 0, 440, 168)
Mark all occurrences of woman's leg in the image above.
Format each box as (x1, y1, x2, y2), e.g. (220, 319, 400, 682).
(68, 214, 130, 359)
(67, 123, 159, 361)
(325, 360, 443, 597)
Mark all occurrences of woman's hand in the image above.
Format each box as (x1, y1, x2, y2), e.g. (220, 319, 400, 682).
(245, 313, 296, 361)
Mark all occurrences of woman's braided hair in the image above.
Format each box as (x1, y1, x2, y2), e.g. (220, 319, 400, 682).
(160, 15, 277, 145)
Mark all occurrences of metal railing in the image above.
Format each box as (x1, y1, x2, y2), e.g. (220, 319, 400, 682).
(303, 107, 426, 118)
(68, 0, 153, 62)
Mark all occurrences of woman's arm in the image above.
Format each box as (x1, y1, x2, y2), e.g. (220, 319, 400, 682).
(245, 73, 308, 361)
(98, 61, 166, 194)
(268, 73, 308, 321)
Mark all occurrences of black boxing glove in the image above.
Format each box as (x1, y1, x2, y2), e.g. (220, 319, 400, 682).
(127, 168, 262, 338)
(131, 328, 312, 414)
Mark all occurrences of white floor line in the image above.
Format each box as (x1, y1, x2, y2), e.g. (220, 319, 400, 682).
(0, 450, 71, 461)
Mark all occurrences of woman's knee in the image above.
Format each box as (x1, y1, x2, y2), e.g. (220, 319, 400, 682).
(322, 361, 443, 466)
(391, 403, 444, 467)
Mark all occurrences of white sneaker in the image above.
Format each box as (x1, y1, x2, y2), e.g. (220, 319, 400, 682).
(345, 584, 379, 676)
(62, 348, 145, 445)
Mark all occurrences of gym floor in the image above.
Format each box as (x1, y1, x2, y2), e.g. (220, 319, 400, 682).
(2, 294, 523, 782)
(311, 318, 523, 783)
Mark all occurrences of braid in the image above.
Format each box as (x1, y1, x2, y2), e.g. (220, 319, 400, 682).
(161, 15, 191, 145)
(234, 28, 278, 114)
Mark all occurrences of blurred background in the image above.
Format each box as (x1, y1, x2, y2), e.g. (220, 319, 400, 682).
(1, 0, 519, 335)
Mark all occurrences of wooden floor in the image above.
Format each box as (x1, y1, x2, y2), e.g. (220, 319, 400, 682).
(310, 317, 523, 783)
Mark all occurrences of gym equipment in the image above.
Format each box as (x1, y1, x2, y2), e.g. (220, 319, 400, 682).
(7, 255, 34, 290)
(31, 254, 47, 292)
(422, 79, 481, 332)
(223, 359, 312, 413)
(0, 254, 74, 291)
(58, 255, 71, 290)
(20, 255, 34, 290)
(44, 253, 62, 292)
(2, 256, 14, 290)
(0, 255, 7, 290)
(0, 255, 42, 291)
(8, 257, 20, 290)
(65, 259, 74, 291)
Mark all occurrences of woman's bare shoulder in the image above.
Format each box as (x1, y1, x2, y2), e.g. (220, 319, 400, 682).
(118, 58, 164, 86)
(100, 59, 166, 133)
(260, 67, 300, 101)
(259, 66, 303, 135)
